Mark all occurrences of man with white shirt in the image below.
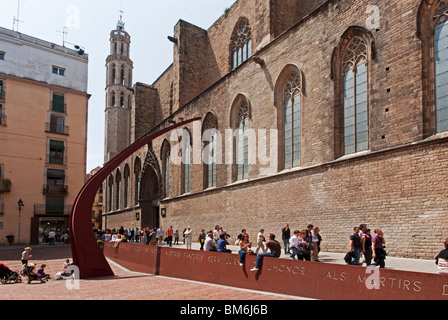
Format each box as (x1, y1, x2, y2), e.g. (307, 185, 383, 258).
(48, 230, 55, 246)
(289, 230, 301, 260)
(156, 226, 164, 245)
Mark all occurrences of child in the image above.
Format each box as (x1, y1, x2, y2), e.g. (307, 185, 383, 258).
(36, 264, 50, 281)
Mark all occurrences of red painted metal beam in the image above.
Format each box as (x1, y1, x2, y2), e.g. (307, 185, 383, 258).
(70, 118, 201, 279)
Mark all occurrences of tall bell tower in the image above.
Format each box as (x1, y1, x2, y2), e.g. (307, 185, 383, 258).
(104, 14, 133, 163)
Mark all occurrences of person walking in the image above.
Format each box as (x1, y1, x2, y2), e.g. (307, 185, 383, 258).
(174, 230, 179, 245)
(362, 228, 373, 266)
(21, 247, 32, 267)
(198, 229, 206, 251)
(156, 226, 164, 245)
(184, 226, 193, 250)
(282, 224, 291, 255)
(250, 234, 281, 272)
(310, 226, 321, 262)
(213, 225, 220, 245)
(289, 230, 301, 260)
(167, 226, 174, 247)
(48, 230, 55, 246)
(349, 226, 362, 265)
(372, 229, 386, 268)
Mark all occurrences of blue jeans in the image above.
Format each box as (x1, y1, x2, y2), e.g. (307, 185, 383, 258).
(290, 247, 299, 259)
(254, 252, 276, 269)
(238, 250, 247, 264)
(351, 247, 361, 265)
(283, 240, 290, 254)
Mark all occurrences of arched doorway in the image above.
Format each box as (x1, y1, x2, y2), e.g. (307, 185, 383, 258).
(140, 160, 161, 229)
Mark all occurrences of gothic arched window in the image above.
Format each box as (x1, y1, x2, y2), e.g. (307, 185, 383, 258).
(343, 37, 369, 155)
(202, 112, 219, 189)
(236, 102, 250, 180)
(123, 164, 130, 208)
(161, 140, 171, 198)
(108, 174, 114, 212)
(231, 19, 252, 69)
(434, 2, 448, 132)
(284, 72, 302, 169)
(181, 128, 192, 194)
(134, 156, 141, 204)
(115, 169, 122, 210)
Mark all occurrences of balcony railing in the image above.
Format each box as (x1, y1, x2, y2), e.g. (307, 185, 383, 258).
(34, 204, 73, 215)
(43, 184, 68, 196)
(0, 180, 11, 193)
(45, 122, 69, 135)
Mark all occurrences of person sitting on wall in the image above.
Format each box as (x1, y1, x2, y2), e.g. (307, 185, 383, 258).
(250, 233, 281, 272)
(204, 231, 217, 252)
(217, 234, 232, 253)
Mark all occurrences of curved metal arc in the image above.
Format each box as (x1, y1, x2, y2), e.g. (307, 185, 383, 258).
(70, 118, 201, 279)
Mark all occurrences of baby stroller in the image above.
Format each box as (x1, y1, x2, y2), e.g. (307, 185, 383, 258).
(23, 263, 45, 284)
(0, 263, 22, 284)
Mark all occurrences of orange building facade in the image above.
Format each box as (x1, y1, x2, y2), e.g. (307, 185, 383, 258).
(0, 27, 89, 245)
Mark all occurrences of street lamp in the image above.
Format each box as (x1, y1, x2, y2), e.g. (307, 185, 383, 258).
(18, 199, 24, 244)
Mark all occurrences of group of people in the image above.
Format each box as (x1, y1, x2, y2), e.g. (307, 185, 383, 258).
(40, 228, 70, 245)
(97, 226, 192, 248)
(97, 223, 448, 275)
(281, 224, 323, 262)
(19, 247, 73, 283)
(348, 224, 387, 268)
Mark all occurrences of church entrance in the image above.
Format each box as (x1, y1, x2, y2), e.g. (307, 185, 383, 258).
(140, 166, 161, 229)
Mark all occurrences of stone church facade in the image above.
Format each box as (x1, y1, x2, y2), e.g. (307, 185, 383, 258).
(103, 0, 448, 259)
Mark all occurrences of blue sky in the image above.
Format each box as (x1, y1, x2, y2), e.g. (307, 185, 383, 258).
(0, 0, 235, 172)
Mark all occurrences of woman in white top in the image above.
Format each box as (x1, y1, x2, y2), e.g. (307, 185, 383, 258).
(184, 226, 193, 250)
(21, 247, 32, 266)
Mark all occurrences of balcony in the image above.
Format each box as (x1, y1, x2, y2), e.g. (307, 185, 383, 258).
(45, 122, 69, 135)
(34, 204, 73, 216)
(0, 202, 4, 214)
(0, 179, 11, 193)
(43, 184, 68, 196)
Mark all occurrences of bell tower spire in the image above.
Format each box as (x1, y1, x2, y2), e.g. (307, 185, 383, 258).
(104, 13, 134, 163)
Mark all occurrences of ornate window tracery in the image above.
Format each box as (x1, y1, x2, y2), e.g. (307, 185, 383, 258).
(343, 37, 369, 155)
(434, 1, 448, 132)
(283, 72, 302, 169)
(231, 19, 252, 69)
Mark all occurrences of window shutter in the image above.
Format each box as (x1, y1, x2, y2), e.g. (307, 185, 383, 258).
(52, 94, 65, 113)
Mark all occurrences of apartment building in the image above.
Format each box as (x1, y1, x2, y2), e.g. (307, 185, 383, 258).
(0, 26, 89, 245)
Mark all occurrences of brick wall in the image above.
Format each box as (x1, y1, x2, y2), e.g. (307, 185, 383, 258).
(103, 0, 448, 259)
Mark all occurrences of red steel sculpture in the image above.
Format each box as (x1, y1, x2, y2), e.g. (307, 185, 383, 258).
(70, 118, 201, 279)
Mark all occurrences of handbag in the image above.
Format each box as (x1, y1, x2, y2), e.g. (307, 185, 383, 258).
(344, 251, 354, 264)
